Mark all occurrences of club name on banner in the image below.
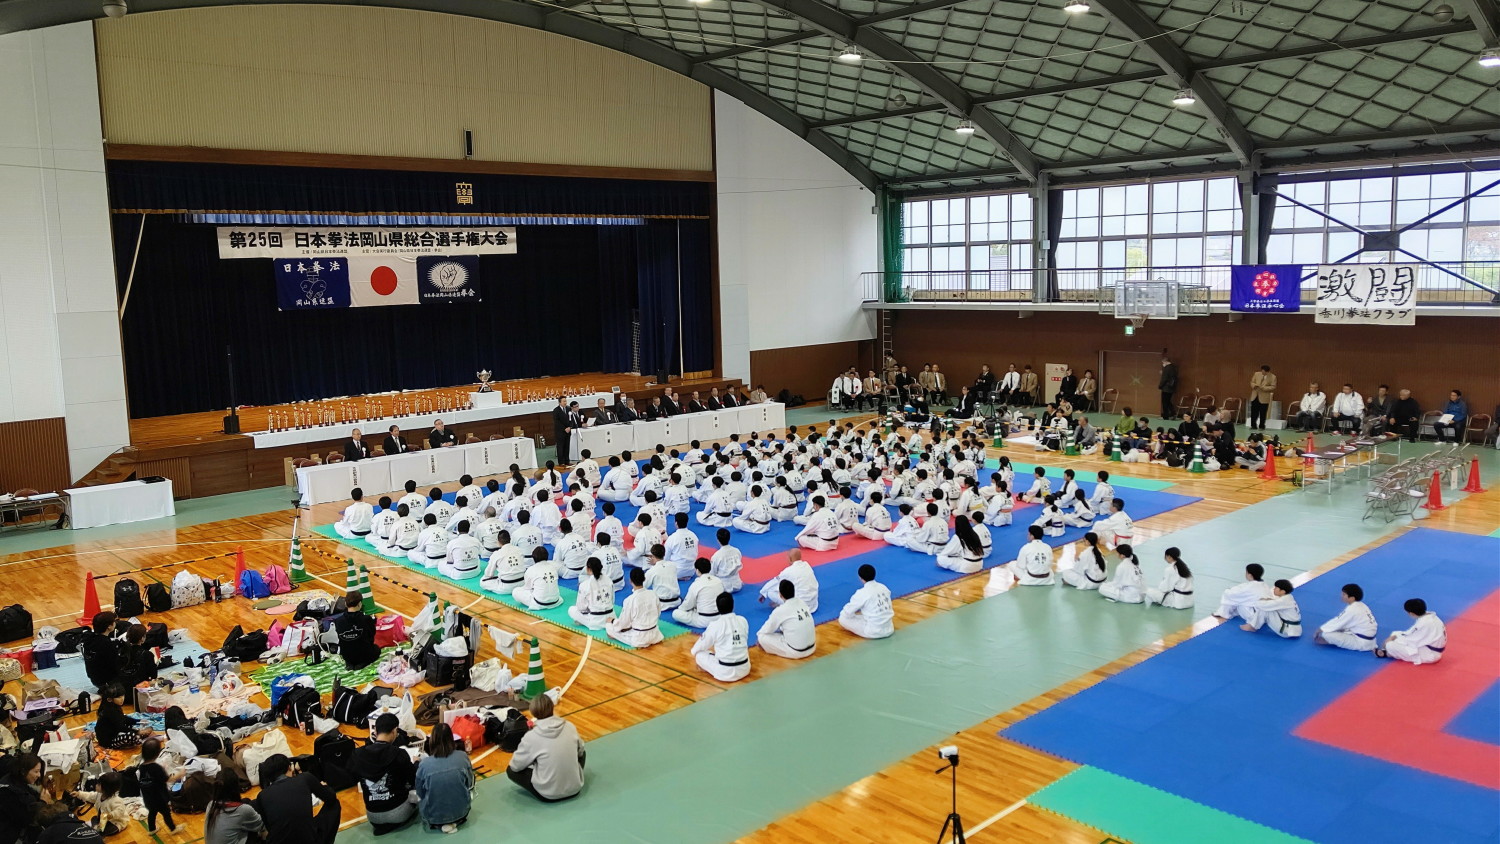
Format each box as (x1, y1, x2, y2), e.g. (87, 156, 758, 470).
(1315, 264, 1416, 325)
(220, 227, 516, 258)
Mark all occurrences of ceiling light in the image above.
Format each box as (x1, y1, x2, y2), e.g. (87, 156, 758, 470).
(1172, 88, 1196, 106)
(1063, 0, 1090, 12)
(838, 46, 862, 63)
(955, 119, 976, 136)
(888, 93, 909, 109)
(688, 0, 710, 5)
(1479, 49, 1500, 68)
(102, 0, 127, 17)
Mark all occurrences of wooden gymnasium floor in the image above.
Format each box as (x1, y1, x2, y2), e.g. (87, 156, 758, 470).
(3, 411, 1497, 844)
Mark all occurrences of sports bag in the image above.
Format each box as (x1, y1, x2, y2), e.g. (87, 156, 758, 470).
(484, 708, 530, 752)
(237, 570, 270, 600)
(274, 685, 323, 728)
(146, 583, 172, 612)
(112, 579, 144, 617)
(268, 674, 312, 708)
(143, 622, 168, 648)
(263, 565, 292, 595)
(450, 714, 486, 752)
(373, 615, 407, 648)
(329, 682, 378, 725)
(0, 604, 33, 642)
(171, 571, 206, 608)
(55, 626, 89, 654)
(312, 729, 358, 791)
(238, 730, 293, 786)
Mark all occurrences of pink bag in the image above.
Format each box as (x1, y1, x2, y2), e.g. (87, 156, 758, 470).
(373, 615, 408, 648)
(263, 565, 292, 595)
(266, 620, 287, 649)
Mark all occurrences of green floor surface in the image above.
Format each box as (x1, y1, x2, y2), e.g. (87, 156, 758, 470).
(1030, 766, 1314, 844)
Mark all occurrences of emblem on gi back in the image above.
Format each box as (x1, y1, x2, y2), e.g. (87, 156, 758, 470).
(428, 260, 468, 290)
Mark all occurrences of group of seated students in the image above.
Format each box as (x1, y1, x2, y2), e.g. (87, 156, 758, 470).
(1212, 564, 1447, 663)
(1288, 382, 1471, 443)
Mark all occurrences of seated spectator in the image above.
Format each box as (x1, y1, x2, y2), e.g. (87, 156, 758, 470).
(94, 683, 150, 750)
(1329, 383, 1364, 433)
(1292, 382, 1327, 432)
(1113, 407, 1136, 438)
(507, 694, 586, 803)
(1363, 385, 1393, 436)
(416, 724, 474, 833)
(205, 770, 265, 844)
(82, 611, 121, 692)
(333, 591, 380, 671)
(118, 623, 161, 689)
(1434, 389, 1467, 442)
(1387, 388, 1422, 442)
(35, 801, 103, 844)
(0, 753, 45, 844)
(350, 714, 417, 835)
(255, 754, 341, 844)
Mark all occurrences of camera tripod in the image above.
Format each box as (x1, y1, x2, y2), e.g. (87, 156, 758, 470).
(935, 756, 965, 843)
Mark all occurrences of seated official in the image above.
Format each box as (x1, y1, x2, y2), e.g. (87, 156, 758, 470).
(615, 396, 640, 422)
(1362, 385, 1393, 436)
(591, 399, 616, 426)
(1434, 389, 1467, 443)
(429, 419, 459, 448)
(748, 385, 769, 405)
(1387, 388, 1422, 442)
(1075, 369, 1097, 411)
(1329, 383, 1365, 434)
(861, 371, 884, 411)
(973, 365, 995, 399)
(948, 385, 979, 418)
(1292, 383, 1327, 432)
(342, 429, 371, 462)
(705, 387, 725, 411)
(382, 425, 411, 455)
(644, 397, 668, 420)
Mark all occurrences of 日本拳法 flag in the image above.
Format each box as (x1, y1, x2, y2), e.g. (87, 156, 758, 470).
(1230, 264, 1303, 313)
(347, 256, 419, 307)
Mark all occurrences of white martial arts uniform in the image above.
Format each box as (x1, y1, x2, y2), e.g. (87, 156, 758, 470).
(447, 506, 479, 534)
(1383, 613, 1446, 664)
(1087, 481, 1115, 513)
(795, 509, 842, 552)
(498, 497, 528, 533)
(476, 518, 504, 559)
(833, 499, 862, 534)
(936, 535, 984, 574)
(852, 502, 893, 540)
(709, 545, 743, 592)
(427, 499, 455, 527)
(1053, 480, 1080, 509)
(594, 543, 625, 591)
(595, 515, 625, 549)
(1093, 509, 1134, 549)
(838, 581, 894, 639)
(732, 499, 774, 534)
(644, 559, 681, 610)
(907, 515, 949, 555)
(335, 501, 375, 540)
(1062, 500, 1095, 528)
(663, 483, 692, 517)
(480, 544, 527, 595)
(599, 467, 633, 502)
(514, 560, 564, 610)
(1215, 579, 1273, 619)
(882, 514, 920, 549)
(671, 574, 726, 628)
(626, 526, 663, 566)
(606, 588, 664, 649)
(575, 457, 601, 489)
(530, 498, 563, 546)
(384, 517, 421, 559)
(697, 490, 736, 528)
(440, 534, 483, 580)
(1319, 601, 1378, 651)
(566, 574, 617, 630)
(563, 509, 593, 548)
(411, 525, 449, 568)
(757, 597, 816, 659)
(1099, 559, 1144, 603)
(1031, 504, 1066, 537)
(368, 510, 398, 552)
(692, 613, 751, 682)
(1060, 548, 1107, 590)
(758, 560, 820, 612)
(665, 528, 701, 580)
(1144, 568, 1194, 609)
(971, 520, 993, 558)
(769, 487, 799, 522)
(1239, 594, 1302, 637)
(985, 493, 1014, 527)
(1009, 538, 1055, 585)
(554, 534, 590, 580)
(1021, 476, 1051, 503)
(397, 491, 427, 521)
(628, 474, 665, 508)
(511, 523, 544, 559)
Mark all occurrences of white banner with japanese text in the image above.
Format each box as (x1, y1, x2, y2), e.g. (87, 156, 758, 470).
(218, 227, 516, 259)
(1314, 264, 1416, 325)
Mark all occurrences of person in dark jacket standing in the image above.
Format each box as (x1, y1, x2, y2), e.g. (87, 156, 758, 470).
(82, 612, 121, 692)
(0, 754, 45, 844)
(254, 755, 339, 844)
(349, 715, 417, 835)
(1159, 355, 1179, 419)
(333, 592, 379, 671)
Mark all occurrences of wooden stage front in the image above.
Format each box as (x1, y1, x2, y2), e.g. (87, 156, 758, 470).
(110, 372, 745, 499)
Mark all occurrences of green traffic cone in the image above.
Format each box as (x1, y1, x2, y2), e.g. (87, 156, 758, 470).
(1063, 424, 1080, 456)
(1188, 443, 1207, 473)
(523, 637, 546, 699)
(288, 536, 311, 583)
(358, 565, 380, 613)
(344, 559, 360, 597)
(1109, 431, 1123, 462)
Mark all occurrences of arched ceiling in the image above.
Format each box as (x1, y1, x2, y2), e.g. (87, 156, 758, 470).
(3, 0, 1498, 191)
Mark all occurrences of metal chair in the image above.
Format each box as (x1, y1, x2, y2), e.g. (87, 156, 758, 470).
(1417, 410, 1442, 441)
(1099, 388, 1118, 414)
(1193, 394, 1217, 417)
(1175, 395, 1195, 416)
(1464, 413, 1491, 445)
(1221, 397, 1244, 424)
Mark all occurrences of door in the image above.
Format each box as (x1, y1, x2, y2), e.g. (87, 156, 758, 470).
(1101, 351, 1163, 421)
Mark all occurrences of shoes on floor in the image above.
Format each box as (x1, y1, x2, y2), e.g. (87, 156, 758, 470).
(441, 825, 457, 834)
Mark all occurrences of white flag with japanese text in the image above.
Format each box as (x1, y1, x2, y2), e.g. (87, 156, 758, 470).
(1314, 264, 1416, 325)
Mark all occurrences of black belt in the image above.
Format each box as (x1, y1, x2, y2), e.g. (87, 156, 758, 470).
(630, 627, 658, 632)
(1354, 633, 1375, 640)
(1172, 589, 1194, 595)
(427, 554, 445, 560)
(496, 575, 524, 584)
(717, 657, 748, 667)
(1427, 644, 1445, 652)
(752, 519, 770, 525)
(535, 598, 563, 608)
(584, 609, 612, 615)
(789, 641, 815, 652)
(351, 529, 370, 536)
(1278, 616, 1302, 633)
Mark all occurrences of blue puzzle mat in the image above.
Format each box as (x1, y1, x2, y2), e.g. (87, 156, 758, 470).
(1001, 529, 1500, 844)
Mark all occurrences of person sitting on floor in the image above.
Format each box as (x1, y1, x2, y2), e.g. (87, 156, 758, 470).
(1019, 467, 1051, 503)
(1214, 563, 1272, 620)
(350, 714, 418, 836)
(664, 513, 700, 580)
(594, 501, 624, 549)
(691, 592, 751, 682)
(758, 549, 820, 612)
(480, 531, 526, 596)
(382, 504, 420, 560)
(935, 515, 985, 574)
(440, 521, 482, 580)
(838, 565, 894, 640)
(1009, 525, 1056, 586)
(794, 497, 841, 552)
(732, 486, 774, 534)
(606, 569, 663, 649)
(757, 580, 816, 660)
(1060, 533, 1107, 591)
(1144, 547, 1194, 610)
(1099, 544, 1145, 603)
(1376, 598, 1446, 664)
(335, 488, 375, 540)
(671, 558, 726, 629)
(1314, 583, 1378, 652)
(566, 559, 616, 631)
(709, 530, 743, 592)
(514, 549, 563, 611)
(94, 682, 150, 750)
(426, 488, 455, 527)
(410, 513, 448, 568)
(642, 544, 681, 611)
(553, 519, 590, 581)
(1238, 579, 1302, 638)
(335, 590, 381, 670)
(506, 694, 585, 803)
(415, 724, 475, 834)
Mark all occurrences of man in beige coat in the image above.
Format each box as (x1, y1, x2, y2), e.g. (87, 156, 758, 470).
(1249, 365, 1277, 430)
(1017, 366, 1040, 406)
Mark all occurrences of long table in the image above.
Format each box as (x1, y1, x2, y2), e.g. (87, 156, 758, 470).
(295, 438, 538, 505)
(570, 403, 787, 461)
(249, 393, 613, 450)
(66, 480, 176, 529)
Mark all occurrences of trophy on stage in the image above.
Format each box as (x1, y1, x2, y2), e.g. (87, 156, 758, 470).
(476, 369, 494, 393)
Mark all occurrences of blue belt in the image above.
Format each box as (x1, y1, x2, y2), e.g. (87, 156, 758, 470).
(1354, 633, 1375, 640)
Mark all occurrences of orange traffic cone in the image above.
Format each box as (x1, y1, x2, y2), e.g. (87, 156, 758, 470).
(1258, 447, 1279, 480)
(1463, 457, 1486, 493)
(1423, 471, 1447, 511)
(233, 546, 246, 587)
(78, 572, 102, 626)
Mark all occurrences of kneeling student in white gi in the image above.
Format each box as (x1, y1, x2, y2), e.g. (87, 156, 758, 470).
(598, 457, 632, 502)
(411, 513, 449, 568)
(709, 529, 743, 592)
(832, 487, 862, 534)
(757, 580, 816, 659)
(510, 509, 544, 560)
(335, 487, 375, 540)
(795, 497, 841, 551)
(441, 520, 483, 580)
(368, 496, 398, 552)
(971, 512, 993, 558)
(852, 491, 893, 540)
(513, 548, 564, 611)
(1092, 498, 1133, 549)
(672, 559, 726, 628)
(553, 519, 590, 581)
(838, 564, 894, 640)
(936, 516, 986, 574)
(1030, 495, 1066, 537)
(692, 592, 750, 683)
(769, 478, 799, 522)
(593, 533, 625, 592)
(1144, 547, 1194, 609)
(1239, 579, 1302, 637)
(1061, 532, 1107, 590)
(480, 531, 527, 595)
(567, 558, 617, 630)
(642, 544, 681, 610)
(883, 503, 920, 548)
(606, 569, 663, 649)
(426, 487, 455, 527)
(1214, 563, 1271, 619)
(446, 496, 479, 535)
(696, 478, 736, 528)
(1315, 583, 1378, 652)
(1099, 544, 1144, 603)
(1008, 525, 1056, 585)
(384, 504, 420, 560)
(476, 508, 504, 560)
(732, 487, 774, 534)
(1376, 598, 1446, 664)
(758, 549, 820, 612)
(1062, 490, 1095, 527)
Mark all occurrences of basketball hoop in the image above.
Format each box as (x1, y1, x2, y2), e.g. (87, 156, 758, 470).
(1124, 313, 1148, 335)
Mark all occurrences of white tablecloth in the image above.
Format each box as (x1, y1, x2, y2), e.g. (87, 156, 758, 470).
(570, 404, 788, 462)
(249, 393, 614, 449)
(295, 438, 538, 505)
(66, 480, 176, 529)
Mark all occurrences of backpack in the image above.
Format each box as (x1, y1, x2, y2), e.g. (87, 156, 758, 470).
(171, 571, 206, 608)
(484, 708, 531, 752)
(373, 615, 408, 648)
(55, 626, 90, 654)
(294, 597, 333, 621)
(329, 682, 378, 725)
(312, 729, 358, 791)
(237, 570, 270, 600)
(143, 622, 168, 648)
(263, 565, 292, 595)
(146, 583, 172, 612)
(0, 604, 33, 642)
(222, 626, 269, 661)
(275, 685, 323, 727)
(112, 580, 144, 617)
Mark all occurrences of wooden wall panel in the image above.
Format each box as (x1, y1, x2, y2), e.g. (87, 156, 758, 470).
(891, 311, 1500, 420)
(136, 457, 192, 498)
(0, 418, 70, 493)
(751, 341, 865, 403)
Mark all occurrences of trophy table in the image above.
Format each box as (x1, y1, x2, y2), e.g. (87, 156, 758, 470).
(470, 369, 505, 409)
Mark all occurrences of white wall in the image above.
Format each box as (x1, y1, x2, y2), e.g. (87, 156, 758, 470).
(714, 93, 877, 381)
(0, 23, 129, 480)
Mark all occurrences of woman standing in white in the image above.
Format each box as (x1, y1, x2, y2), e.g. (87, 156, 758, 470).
(1238, 579, 1302, 638)
(757, 580, 816, 659)
(1376, 598, 1446, 664)
(839, 565, 895, 639)
(1214, 564, 1272, 619)
(1144, 547, 1194, 609)
(692, 593, 750, 682)
(566, 559, 617, 630)
(1314, 583, 1378, 652)
(1008, 525, 1056, 586)
(514, 549, 563, 611)
(1099, 544, 1144, 603)
(606, 569, 663, 649)
(936, 516, 986, 574)
(1061, 533, 1108, 591)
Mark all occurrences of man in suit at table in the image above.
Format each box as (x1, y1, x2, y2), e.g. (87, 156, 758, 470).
(661, 389, 681, 416)
(706, 387, 724, 411)
(343, 428, 372, 462)
(593, 398, 616, 426)
(615, 395, 640, 423)
(721, 388, 739, 409)
(644, 396, 667, 420)
(428, 418, 459, 448)
(686, 391, 708, 414)
(382, 424, 410, 456)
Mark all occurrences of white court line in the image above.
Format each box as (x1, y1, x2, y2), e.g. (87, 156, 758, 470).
(962, 799, 1028, 838)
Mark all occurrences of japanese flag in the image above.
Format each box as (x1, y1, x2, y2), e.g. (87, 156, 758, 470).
(347, 256, 419, 307)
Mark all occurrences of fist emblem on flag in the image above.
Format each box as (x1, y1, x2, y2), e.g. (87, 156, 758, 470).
(1253, 270, 1279, 297)
(428, 260, 468, 291)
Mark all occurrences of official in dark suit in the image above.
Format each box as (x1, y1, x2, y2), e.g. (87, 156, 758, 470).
(645, 397, 667, 420)
(660, 390, 681, 416)
(381, 425, 410, 456)
(592, 399, 616, 425)
(686, 391, 707, 414)
(721, 390, 739, 409)
(551, 398, 571, 455)
(948, 386, 979, 418)
(428, 419, 459, 448)
(706, 388, 724, 411)
(616, 398, 640, 422)
(343, 429, 371, 462)
(1159, 356, 1179, 419)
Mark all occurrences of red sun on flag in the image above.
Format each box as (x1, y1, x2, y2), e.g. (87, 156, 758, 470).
(369, 265, 399, 295)
(1252, 270, 1279, 297)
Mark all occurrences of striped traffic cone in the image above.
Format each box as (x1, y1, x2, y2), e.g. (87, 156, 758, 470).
(1109, 431, 1122, 462)
(1187, 443, 1207, 473)
(344, 560, 360, 598)
(288, 535, 310, 584)
(1063, 425, 1080, 456)
(522, 636, 546, 699)
(358, 565, 381, 614)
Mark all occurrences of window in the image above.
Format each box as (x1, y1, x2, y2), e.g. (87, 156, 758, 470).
(902, 192, 1034, 292)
